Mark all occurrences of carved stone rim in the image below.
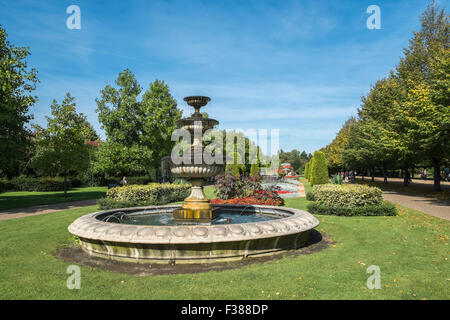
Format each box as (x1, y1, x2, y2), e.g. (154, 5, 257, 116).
(68, 204, 319, 244)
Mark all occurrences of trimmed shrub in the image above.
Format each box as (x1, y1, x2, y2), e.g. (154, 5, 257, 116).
(307, 183, 396, 216)
(311, 184, 382, 207)
(0, 176, 88, 192)
(310, 151, 329, 186)
(304, 162, 310, 180)
(332, 174, 343, 185)
(307, 161, 312, 181)
(3, 176, 65, 192)
(307, 201, 397, 216)
(99, 183, 190, 209)
(97, 198, 152, 209)
(305, 191, 315, 201)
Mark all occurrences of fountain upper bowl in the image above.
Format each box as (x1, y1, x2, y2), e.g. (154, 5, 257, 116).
(171, 163, 224, 178)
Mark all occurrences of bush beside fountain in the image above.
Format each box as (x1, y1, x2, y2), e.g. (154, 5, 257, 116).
(97, 183, 190, 209)
(306, 184, 397, 216)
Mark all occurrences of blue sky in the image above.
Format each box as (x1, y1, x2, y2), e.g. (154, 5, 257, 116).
(0, 0, 443, 153)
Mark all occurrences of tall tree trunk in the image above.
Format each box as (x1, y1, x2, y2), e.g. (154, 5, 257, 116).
(403, 166, 408, 186)
(433, 158, 441, 192)
(64, 173, 68, 197)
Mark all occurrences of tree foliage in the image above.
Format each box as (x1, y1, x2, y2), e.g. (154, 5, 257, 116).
(304, 161, 310, 180)
(0, 25, 38, 177)
(322, 118, 356, 171)
(31, 93, 92, 195)
(310, 151, 329, 186)
(279, 149, 311, 173)
(324, 3, 449, 191)
(95, 70, 182, 177)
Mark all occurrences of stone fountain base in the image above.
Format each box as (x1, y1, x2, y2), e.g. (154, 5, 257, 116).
(173, 207, 220, 223)
(68, 204, 319, 264)
(172, 178, 220, 222)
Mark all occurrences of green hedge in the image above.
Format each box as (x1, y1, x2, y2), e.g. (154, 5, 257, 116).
(98, 183, 190, 209)
(0, 175, 155, 193)
(304, 162, 310, 180)
(311, 184, 382, 207)
(97, 198, 157, 210)
(310, 151, 329, 186)
(307, 201, 397, 216)
(306, 191, 315, 201)
(97, 175, 153, 186)
(0, 176, 78, 192)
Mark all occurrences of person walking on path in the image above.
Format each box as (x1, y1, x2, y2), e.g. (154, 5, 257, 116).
(120, 176, 128, 186)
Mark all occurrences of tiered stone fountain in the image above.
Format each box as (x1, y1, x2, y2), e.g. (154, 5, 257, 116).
(68, 95, 319, 264)
(171, 96, 223, 222)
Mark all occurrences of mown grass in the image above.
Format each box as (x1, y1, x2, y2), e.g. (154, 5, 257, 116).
(0, 182, 448, 299)
(0, 187, 108, 211)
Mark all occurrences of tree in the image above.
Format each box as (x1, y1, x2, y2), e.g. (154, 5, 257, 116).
(310, 151, 329, 186)
(95, 70, 182, 178)
(307, 160, 312, 180)
(141, 79, 182, 170)
(342, 76, 409, 183)
(0, 25, 38, 177)
(92, 140, 152, 178)
(279, 149, 310, 173)
(322, 117, 356, 172)
(250, 162, 260, 177)
(82, 119, 99, 141)
(394, 3, 449, 190)
(31, 93, 91, 195)
(329, 3, 449, 190)
(304, 162, 310, 180)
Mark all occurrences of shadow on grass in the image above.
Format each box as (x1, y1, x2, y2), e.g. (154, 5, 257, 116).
(355, 178, 450, 202)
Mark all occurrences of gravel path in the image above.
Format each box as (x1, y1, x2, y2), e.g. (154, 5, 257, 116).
(0, 199, 97, 221)
(383, 191, 450, 221)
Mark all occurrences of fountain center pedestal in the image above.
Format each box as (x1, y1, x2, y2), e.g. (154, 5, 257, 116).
(171, 96, 223, 223)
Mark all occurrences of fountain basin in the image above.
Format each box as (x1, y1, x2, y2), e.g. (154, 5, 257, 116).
(68, 204, 319, 264)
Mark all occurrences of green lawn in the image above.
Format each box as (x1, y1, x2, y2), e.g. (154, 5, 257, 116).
(0, 182, 448, 299)
(0, 187, 108, 211)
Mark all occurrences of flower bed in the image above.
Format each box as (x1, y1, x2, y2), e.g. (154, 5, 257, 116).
(275, 190, 293, 194)
(211, 190, 284, 206)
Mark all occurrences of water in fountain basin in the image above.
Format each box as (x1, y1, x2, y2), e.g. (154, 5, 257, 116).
(105, 210, 283, 226)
